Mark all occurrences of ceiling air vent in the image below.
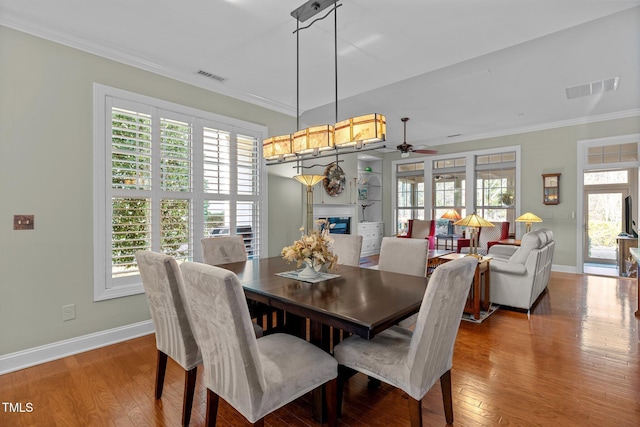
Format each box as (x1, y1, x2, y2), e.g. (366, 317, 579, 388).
(566, 77, 619, 100)
(196, 70, 227, 82)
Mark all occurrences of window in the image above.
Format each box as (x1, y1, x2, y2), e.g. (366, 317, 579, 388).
(94, 84, 266, 301)
(433, 157, 466, 227)
(475, 152, 516, 225)
(395, 162, 424, 234)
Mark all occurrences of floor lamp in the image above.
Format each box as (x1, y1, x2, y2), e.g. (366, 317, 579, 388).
(294, 174, 325, 233)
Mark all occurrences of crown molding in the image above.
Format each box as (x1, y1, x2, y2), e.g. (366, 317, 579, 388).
(0, 18, 297, 117)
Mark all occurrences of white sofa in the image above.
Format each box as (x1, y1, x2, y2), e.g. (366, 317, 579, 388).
(488, 228, 554, 311)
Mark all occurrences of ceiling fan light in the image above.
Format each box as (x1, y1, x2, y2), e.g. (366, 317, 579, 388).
(401, 151, 410, 158)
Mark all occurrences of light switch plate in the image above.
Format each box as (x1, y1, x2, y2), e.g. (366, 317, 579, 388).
(14, 215, 34, 230)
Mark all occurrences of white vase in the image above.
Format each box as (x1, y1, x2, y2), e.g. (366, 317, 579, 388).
(298, 261, 320, 279)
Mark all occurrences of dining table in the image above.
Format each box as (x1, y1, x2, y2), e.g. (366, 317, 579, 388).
(217, 256, 430, 421)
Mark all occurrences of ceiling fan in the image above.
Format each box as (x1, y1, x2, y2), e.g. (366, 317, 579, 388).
(396, 117, 438, 157)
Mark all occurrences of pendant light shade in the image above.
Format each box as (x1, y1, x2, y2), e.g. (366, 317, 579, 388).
(292, 124, 335, 154)
(263, 134, 293, 159)
(334, 113, 386, 146)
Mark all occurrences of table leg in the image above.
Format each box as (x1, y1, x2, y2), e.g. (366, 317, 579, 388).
(473, 267, 481, 320)
(309, 320, 330, 422)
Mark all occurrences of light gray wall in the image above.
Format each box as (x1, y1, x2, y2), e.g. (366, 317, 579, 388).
(382, 117, 640, 267)
(0, 26, 295, 355)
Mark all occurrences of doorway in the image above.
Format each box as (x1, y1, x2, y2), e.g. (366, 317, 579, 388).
(583, 169, 634, 276)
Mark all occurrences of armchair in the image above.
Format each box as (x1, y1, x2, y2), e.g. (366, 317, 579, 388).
(398, 219, 436, 250)
(488, 228, 555, 311)
(457, 221, 509, 255)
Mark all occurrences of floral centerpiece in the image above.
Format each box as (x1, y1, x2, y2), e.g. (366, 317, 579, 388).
(281, 220, 338, 278)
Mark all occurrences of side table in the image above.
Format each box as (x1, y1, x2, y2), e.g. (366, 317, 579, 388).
(434, 253, 491, 320)
(435, 234, 461, 251)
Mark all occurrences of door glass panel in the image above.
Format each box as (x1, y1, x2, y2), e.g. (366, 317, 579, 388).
(585, 191, 623, 264)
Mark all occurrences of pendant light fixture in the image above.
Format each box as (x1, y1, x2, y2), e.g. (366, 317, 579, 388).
(263, 0, 386, 164)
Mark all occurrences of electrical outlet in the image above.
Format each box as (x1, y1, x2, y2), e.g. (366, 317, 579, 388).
(62, 304, 76, 321)
(14, 215, 34, 230)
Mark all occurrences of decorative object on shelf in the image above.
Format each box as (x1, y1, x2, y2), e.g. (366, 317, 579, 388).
(454, 212, 494, 257)
(358, 188, 368, 200)
(542, 173, 560, 205)
(364, 166, 372, 172)
(396, 117, 438, 158)
(263, 1, 386, 165)
(361, 203, 374, 222)
(515, 212, 543, 233)
(441, 209, 462, 234)
(293, 174, 325, 233)
(281, 221, 338, 279)
(323, 162, 346, 196)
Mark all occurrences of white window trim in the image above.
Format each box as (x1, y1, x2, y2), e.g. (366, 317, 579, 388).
(391, 146, 521, 233)
(93, 83, 268, 301)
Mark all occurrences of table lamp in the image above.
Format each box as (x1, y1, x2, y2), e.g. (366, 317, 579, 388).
(453, 212, 494, 257)
(441, 209, 461, 234)
(293, 174, 325, 233)
(515, 212, 543, 233)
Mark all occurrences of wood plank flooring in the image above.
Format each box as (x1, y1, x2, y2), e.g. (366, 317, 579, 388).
(1, 271, 639, 426)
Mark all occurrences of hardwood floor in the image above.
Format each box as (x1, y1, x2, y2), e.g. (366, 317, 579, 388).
(2, 271, 639, 426)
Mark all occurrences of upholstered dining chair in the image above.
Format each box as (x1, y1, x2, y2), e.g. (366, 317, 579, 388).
(334, 257, 478, 427)
(179, 261, 338, 427)
(201, 236, 266, 336)
(375, 237, 430, 328)
(330, 234, 364, 267)
(201, 235, 247, 265)
(376, 236, 429, 277)
(135, 250, 202, 426)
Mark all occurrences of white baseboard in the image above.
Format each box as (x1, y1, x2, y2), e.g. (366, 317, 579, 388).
(552, 264, 577, 274)
(0, 320, 154, 375)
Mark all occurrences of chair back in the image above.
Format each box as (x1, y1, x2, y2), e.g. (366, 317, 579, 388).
(407, 219, 434, 239)
(179, 262, 265, 415)
(378, 237, 428, 276)
(201, 235, 247, 265)
(407, 257, 477, 396)
(330, 234, 363, 267)
(135, 251, 201, 370)
(477, 221, 509, 252)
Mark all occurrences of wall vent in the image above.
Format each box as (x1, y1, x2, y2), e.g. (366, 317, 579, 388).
(566, 77, 619, 100)
(196, 70, 227, 82)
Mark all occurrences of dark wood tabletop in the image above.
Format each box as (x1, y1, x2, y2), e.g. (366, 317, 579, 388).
(218, 257, 429, 340)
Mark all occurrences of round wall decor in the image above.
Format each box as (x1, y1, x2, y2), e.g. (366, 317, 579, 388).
(323, 163, 346, 196)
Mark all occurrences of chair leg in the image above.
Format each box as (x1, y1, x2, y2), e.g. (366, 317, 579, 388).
(407, 396, 423, 427)
(155, 350, 168, 399)
(206, 389, 219, 427)
(182, 367, 197, 426)
(440, 369, 454, 425)
(337, 365, 357, 416)
(325, 378, 338, 427)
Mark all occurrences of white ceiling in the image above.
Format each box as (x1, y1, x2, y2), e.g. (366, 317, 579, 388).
(1, 0, 639, 149)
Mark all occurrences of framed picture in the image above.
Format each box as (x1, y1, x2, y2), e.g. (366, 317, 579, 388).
(358, 188, 368, 200)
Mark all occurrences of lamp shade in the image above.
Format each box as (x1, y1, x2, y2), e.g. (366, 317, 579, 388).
(293, 174, 325, 187)
(263, 134, 292, 159)
(441, 209, 461, 221)
(292, 125, 334, 154)
(515, 212, 543, 223)
(334, 113, 386, 146)
(453, 212, 495, 228)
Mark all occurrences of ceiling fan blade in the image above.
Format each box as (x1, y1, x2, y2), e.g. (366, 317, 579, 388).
(413, 149, 438, 155)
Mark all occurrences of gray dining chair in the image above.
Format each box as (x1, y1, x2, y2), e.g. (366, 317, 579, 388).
(374, 237, 429, 328)
(377, 237, 429, 277)
(330, 234, 363, 267)
(135, 250, 202, 426)
(179, 261, 338, 427)
(201, 235, 247, 265)
(334, 256, 478, 427)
